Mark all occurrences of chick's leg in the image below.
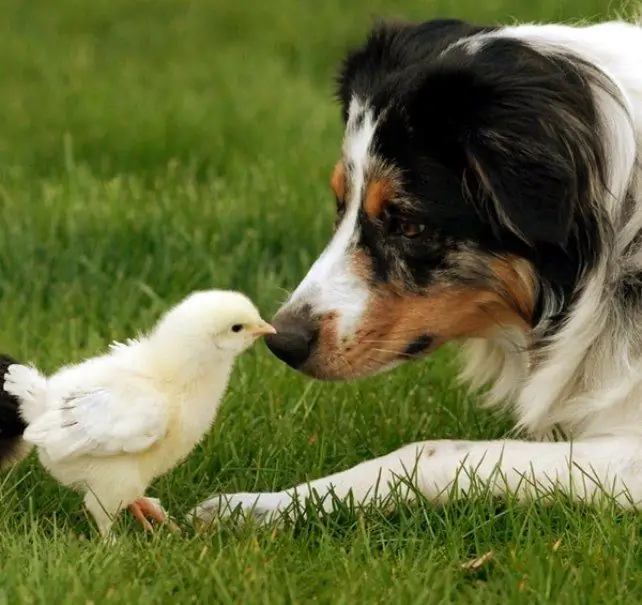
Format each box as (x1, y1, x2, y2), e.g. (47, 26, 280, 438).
(84, 478, 147, 540)
(83, 491, 119, 539)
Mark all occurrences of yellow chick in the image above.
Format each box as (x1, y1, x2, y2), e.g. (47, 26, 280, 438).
(3, 290, 274, 539)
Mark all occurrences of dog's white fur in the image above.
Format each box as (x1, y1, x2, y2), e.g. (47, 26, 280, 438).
(192, 18, 642, 524)
(285, 97, 375, 338)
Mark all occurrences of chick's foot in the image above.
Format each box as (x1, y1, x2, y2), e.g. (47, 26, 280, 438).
(129, 497, 181, 533)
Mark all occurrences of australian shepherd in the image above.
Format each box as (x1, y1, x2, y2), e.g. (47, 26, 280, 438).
(191, 15, 642, 524)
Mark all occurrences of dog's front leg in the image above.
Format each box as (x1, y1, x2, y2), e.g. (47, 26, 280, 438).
(190, 437, 642, 525)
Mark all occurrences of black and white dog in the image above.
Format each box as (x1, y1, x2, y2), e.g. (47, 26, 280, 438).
(192, 16, 642, 523)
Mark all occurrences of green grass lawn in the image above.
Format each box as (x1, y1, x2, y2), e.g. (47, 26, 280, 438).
(0, 0, 640, 602)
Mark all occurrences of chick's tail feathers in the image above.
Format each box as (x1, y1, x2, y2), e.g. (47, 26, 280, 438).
(0, 355, 35, 469)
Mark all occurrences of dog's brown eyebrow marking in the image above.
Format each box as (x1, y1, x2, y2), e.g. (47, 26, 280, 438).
(364, 179, 393, 218)
(331, 162, 346, 201)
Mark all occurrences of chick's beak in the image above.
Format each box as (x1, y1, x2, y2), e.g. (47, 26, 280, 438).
(251, 322, 277, 338)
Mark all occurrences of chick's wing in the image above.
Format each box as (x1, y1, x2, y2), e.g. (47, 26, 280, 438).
(24, 385, 169, 462)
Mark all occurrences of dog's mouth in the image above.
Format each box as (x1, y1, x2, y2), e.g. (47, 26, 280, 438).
(297, 331, 439, 381)
(266, 312, 440, 381)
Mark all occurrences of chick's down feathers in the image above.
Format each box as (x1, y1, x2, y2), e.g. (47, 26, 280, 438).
(3, 289, 274, 537)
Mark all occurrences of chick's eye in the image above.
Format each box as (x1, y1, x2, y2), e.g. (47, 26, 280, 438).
(231, 324, 244, 333)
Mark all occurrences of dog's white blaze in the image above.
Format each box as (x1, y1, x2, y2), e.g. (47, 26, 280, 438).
(344, 97, 376, 198)
(286, 98, 376, 338)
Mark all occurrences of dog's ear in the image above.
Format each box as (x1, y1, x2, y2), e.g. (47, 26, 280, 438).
(464, 113, 587, 248)
(410, 39, 607, 247)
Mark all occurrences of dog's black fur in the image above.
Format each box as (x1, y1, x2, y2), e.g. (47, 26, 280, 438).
(337, 19, 608, 329)
(0, 354, 27, 464)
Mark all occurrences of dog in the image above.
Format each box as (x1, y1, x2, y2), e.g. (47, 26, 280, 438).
(190, 14, 642, 525)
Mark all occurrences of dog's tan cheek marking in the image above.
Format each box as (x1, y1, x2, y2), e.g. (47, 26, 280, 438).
(335, 287, 402, 371)
(489, 256, 536, 322)
(316, 312, 340, 361)
(305, 251, 535, 379)
(330, 162, 346, 202)
(363, 179, 393, 219)
(393, 287, 532, 340)
(338, 282, 532, 372)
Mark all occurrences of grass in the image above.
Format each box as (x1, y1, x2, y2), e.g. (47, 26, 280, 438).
(0, 0, 640, 602)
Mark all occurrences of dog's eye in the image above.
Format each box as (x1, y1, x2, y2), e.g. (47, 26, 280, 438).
(400, 222, 426, 238)
(389, 216, 426, 239)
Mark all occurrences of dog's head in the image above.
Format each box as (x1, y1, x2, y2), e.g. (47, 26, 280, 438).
(267, 19, 608, 380)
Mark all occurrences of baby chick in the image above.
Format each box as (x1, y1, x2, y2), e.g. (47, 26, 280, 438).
(3, 290, 274, 539)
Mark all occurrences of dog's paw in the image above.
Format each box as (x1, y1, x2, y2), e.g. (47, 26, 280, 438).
(187, 492, 286, 528)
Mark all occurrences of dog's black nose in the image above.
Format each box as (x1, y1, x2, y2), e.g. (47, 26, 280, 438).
(265, 309, 319, 369)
